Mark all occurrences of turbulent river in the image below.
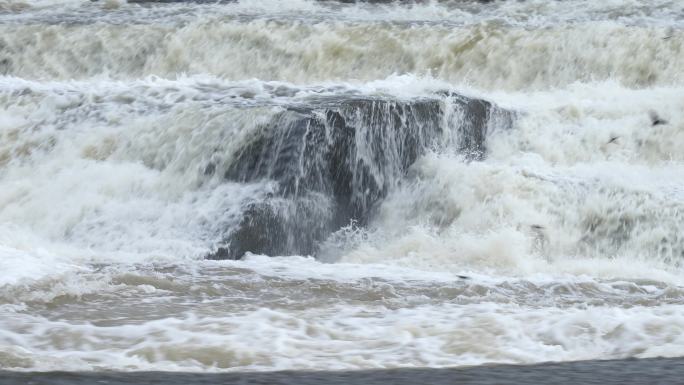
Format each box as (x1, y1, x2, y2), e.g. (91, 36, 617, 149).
(1, 0, 684, 373)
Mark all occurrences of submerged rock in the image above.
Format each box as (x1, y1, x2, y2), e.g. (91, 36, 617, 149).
(208, 94, 512, 260)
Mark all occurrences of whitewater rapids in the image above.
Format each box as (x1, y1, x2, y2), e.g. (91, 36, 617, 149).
(1, 0, 684, 372)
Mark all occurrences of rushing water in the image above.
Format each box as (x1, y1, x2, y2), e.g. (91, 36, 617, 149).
(1, 0, 684, 373)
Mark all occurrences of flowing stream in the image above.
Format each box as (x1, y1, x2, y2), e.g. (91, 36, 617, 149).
(1, 0, 684, 372)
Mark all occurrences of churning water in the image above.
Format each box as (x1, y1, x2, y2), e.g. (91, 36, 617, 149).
(1, 0, 684, 372)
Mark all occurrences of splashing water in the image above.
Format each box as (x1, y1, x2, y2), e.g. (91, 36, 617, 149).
(1, 0, 684, 373)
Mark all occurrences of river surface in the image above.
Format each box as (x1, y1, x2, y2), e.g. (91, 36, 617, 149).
(1, 0, 684, 373)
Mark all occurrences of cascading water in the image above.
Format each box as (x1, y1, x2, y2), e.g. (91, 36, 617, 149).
(1, 0, 684, 374)
(212, 95, 510, 259)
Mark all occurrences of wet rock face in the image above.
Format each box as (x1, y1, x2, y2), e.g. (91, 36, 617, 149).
(210, 94, 511, 260)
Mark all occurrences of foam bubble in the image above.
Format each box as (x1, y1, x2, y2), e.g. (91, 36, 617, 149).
(2, 0, 684, 372)
(3, 303, 684, 371)
(0, 21, 681, 90)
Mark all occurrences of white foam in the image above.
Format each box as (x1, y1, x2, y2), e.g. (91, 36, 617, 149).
(1, 0, 684, 372)
(0, 244, 79, 287)
(1, 76, 684, 284)
(6, 0, 683, 28)
(3, 303, 684, 371)
(0, 20, 681, 90)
